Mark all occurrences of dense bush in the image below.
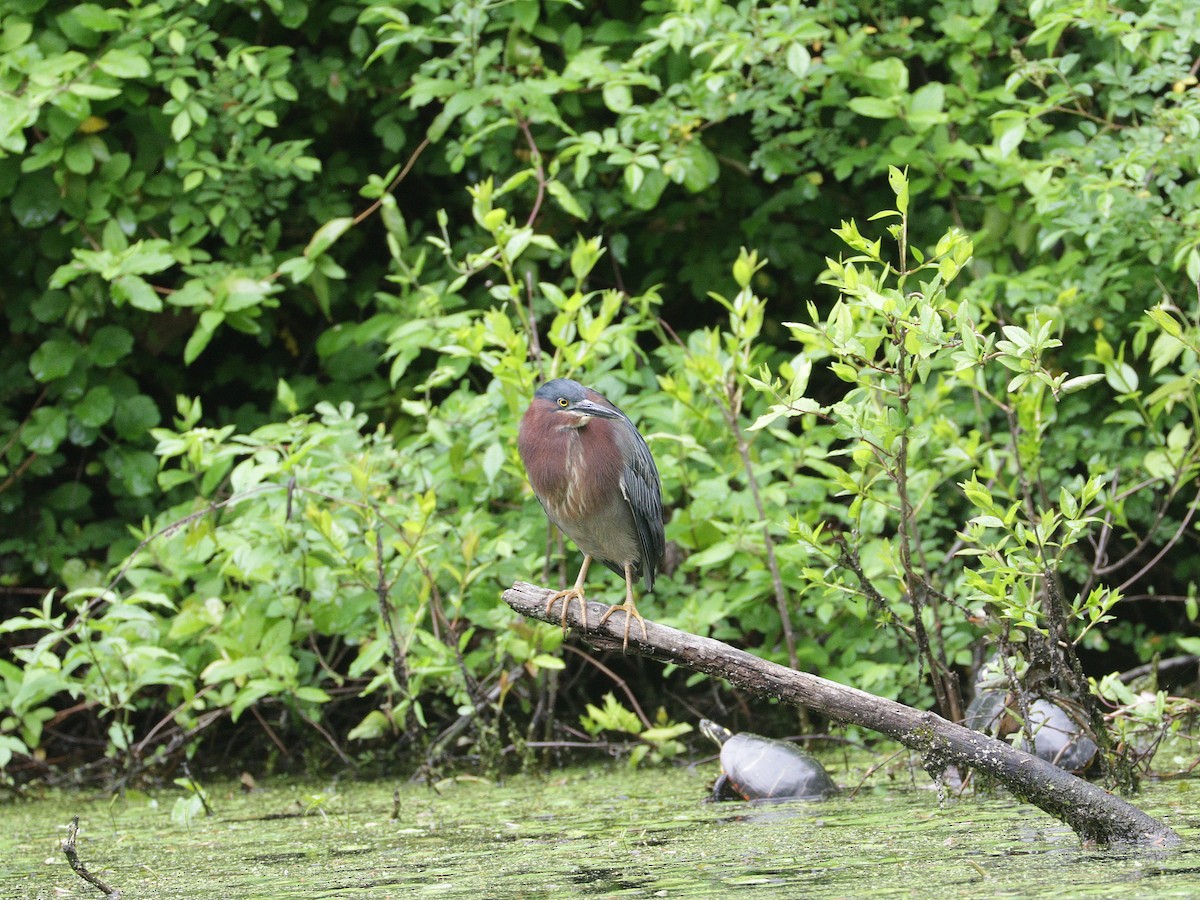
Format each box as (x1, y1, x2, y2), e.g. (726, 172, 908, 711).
(2, 0, 1198, 785)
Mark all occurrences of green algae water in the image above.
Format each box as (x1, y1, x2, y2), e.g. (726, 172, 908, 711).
(3, 765, 1197, 898)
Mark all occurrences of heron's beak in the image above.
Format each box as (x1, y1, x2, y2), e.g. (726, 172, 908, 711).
(570, 400, 620, 420)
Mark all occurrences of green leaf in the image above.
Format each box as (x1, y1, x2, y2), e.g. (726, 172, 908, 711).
(996, 120, 1026, 158)
(171, 110, 191, 142)
(908, 82, 945, 117)
(46, 483, 92, 512)
(64, 142, 94, 174)
(1000, 325, 1032, 350)
(1147, 306, 1182, 338)
(848, 96, 899, 119)
(426, 88, 487, 143)
(785, 42, 811, 77)
(603, 83, 632, 113)
(113, 275, 163, 312)
(113, 394, 161, 440)
(96, 49, 151, 79)
(348, 710, 391, 741)
(201, 657, 264, 683)
(73, 4, 123, 31)
(30, 337, 80, 381)
(686, 542, 735, 568)
(672, 142, 719, 193)
(0, 21, 33, 51)
(1105, 361, 1139, 395)
(102, 446, 158, 496)
(88, 325, 134, 367)
(865, 57, 908, 92)
(546, 180, 586, 219)
(1060, 374, 1103, 395)
(403, 78, 460, 109)
(305, 217, 355, 259)
(11, 172, 61, 228)
(183, 312, 222, 364)
(22, 407, 69, 453)
(1177, 636, 1200, 655)
(627, 167, 668, 210)
(888, 166, 909, 215)
(906, 82, 946, 130)
(294, 686, 331, 704)
(68, 82, 122, 100)
(74, 386, 116, 427)
(278, 256, 314, 283)
(481, 441, 505, 485)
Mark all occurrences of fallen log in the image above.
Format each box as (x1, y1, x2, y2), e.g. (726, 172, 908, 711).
(503, 581, 1181, 848)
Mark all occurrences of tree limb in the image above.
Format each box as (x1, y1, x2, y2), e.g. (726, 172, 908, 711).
(503, 580, 1181, 848)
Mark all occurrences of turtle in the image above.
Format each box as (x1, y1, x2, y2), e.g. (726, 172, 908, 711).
(963, 690, 1097, 773)
(1019, 698, 1098, 772)
(699, 719, 838, 802)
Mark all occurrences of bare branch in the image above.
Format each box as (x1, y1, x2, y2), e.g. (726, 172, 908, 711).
(504, 580, 1180, 848)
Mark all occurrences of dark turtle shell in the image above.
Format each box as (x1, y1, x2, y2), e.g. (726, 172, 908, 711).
(700, 719, 837, 802)
(963, 688, 1008, 733)
(963, 692, 1097, 773)
(1021, 699, 1098, 772)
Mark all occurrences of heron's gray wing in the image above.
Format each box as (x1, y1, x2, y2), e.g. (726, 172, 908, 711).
(619, 421, 665, 591)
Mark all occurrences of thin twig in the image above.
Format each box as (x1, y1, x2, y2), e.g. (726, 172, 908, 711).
(352, 136, 432, 226)
(179, 761, 213, 816)
(561, 643, 652, 729)
(1116, 485, 1200, 594)
(249, 705, 291, 757)
(62, 817, 121, 898)
(525, 269, 544, 372)
(373, 521, 406, 686)
(133, 684, 217, 756)
(296, 707, 355, 768)
(0, 385, 49, 484)
(723, 401, 798, 669)
(0, 450, 38, 494)
(516, 118, 547, 227)
(844, 746, 907, 799)
(1094, 477, 1188, 576)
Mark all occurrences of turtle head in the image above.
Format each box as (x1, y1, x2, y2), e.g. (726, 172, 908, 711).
(699, 719, 732, 746)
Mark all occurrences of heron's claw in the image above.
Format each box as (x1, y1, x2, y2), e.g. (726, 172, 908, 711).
(597, 601, 647, 652)
(544, 588, 588, 632)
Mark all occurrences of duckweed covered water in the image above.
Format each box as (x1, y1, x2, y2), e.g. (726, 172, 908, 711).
(3, 764, 1197, 898)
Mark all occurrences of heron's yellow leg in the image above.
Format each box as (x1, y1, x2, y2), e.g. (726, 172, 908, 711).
(545, 555, 592, 632)
(597, 562, 648, 651)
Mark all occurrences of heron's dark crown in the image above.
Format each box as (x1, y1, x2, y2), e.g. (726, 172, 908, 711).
(533, 378, 588, 404)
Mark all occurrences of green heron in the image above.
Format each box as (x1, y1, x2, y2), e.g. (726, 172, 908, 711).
(518, 378, 665, 648)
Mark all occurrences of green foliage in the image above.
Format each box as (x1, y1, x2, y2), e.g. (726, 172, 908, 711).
(753, 168, 1200, 777)
(3, 0, 1200, 781)
(581, 693, 692, 767)
(171, 775, 210, 827)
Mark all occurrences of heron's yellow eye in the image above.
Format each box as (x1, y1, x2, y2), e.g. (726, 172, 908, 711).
(557, 397, 569, 408)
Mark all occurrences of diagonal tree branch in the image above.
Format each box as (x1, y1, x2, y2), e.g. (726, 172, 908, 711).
(503, 580, 1181, 848)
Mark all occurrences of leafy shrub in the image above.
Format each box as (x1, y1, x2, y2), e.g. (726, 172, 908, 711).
(3, 0, 1199, 783)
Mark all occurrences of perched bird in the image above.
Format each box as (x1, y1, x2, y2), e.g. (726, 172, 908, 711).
(518, 378, 665, 649)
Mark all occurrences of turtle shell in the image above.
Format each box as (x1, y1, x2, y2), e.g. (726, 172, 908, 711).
(1020, 699, 1097, 772)
(963, 692, 1097, 773)
(963, 688, 1008, 733)
(717, 732, 837, 801)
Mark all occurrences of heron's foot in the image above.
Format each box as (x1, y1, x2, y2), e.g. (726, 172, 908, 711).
(597, 600, 647, 651)
(544, 587, 588, 632)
